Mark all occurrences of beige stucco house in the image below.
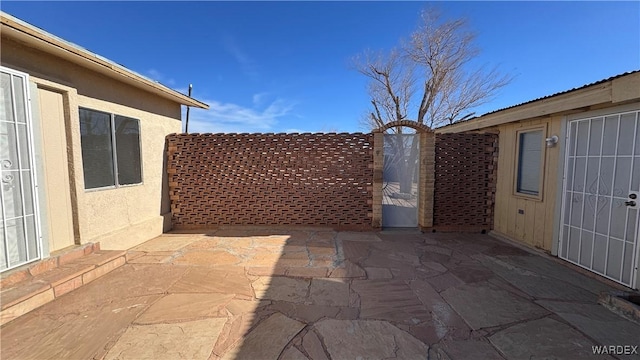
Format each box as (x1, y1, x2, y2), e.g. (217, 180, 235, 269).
(0, 12, 208, 273)
(437, 71, 640, 289)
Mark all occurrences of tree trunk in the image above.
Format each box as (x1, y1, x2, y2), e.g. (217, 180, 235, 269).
(394, 133, 419, 195)
(398, 165, 413, 194)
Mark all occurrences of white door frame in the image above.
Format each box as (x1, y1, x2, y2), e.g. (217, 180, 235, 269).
(0, 66, 43, 272)
(558, 103, 640, 289)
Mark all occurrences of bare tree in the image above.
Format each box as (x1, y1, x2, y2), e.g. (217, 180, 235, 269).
(353, 8, 511, 193)
(355, 8, 510, 130)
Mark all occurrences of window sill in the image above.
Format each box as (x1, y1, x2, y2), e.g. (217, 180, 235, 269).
(513, 191, 544, 202)
(84, 182, 143, 192)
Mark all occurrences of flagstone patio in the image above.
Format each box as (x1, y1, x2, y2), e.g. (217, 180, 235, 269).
(1, 229, 638, 359)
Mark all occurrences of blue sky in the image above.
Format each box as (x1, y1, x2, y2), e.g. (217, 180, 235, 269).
(3, 1, 639, 133)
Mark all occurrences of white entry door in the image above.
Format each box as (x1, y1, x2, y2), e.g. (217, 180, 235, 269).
(559, 109, 640, 288)
(0, 67, 42, 272)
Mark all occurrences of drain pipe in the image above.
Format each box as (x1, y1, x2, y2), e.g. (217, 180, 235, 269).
(185, 84, 193, 133)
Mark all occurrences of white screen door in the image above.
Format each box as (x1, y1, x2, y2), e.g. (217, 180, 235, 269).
(382, 133, 419, 227)
(0, 67, 42, 272)
(559, 110, 640, 288)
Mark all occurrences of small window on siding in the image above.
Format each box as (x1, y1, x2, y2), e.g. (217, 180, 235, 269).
(516, 129, 543, 196)
(79, 108, 142, 189)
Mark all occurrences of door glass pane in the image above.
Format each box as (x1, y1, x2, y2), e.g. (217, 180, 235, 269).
(617, 113, 636, 155)
(588, 118, 603, 156)
(583, 195, 595, 231)
(79, 108, 115, 189)
(626, 209, 637, 243)
(0, 72, 14, 123)
(622, 243, 634, 285)
(0, 121, 19, 170)
(565, 157, 574, 191)
(585, 158, 599, 195)
(0, 221, 6, 270)
(613, 158, 630, 198)
(2, 170, 23, 219)
(573, 157, 586, 191)
(602, 116, 619, 156)
(632, 156, 640, 191)
(561, 225, 570, 257)
(25, 215, 38, 261)
(594, 196, 610, 235)
(593, 235, 607, 273)
(609, 199, 626, 240)
(568, 228, 580, 262)
(576, 121, 589, 156)
(114, 116, 142, 185)
(635, 113, 640, 155)
(5, 218, 26, 265)
(17, 124, 30, 170)
(605, 239, 623, 280)
(21, 171, 33, 216)
(12, 75, 26, 124)
(598, 158, 614, 196)
(570, 193, 583, 227)
(569, 121, 578, 156)
(563, 192, 572, 225)
(579, 230, 593, 267)
(568, 121, 577, 156)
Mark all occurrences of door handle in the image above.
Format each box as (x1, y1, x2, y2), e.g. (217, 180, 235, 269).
(626, 201, 637, 207)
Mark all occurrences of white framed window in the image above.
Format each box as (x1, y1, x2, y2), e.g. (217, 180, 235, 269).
(514, 126, 545, 199)
(79, 108, 142, 190)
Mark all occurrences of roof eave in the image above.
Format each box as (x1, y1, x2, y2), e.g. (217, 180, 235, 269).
(435, 71, 640, 134)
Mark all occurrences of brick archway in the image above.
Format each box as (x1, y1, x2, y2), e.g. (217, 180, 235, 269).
(371, 121, 435, 230)
(373, 120, 432, 134)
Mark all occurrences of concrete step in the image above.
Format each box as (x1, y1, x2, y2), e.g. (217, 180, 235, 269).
(0, 243, 126, 325)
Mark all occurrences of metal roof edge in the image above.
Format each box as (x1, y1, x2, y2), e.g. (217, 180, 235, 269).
(435, 70, 640, 133)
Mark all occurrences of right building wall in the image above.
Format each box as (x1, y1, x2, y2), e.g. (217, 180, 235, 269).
(436, 71, 640, 288)
(492, 115, 563, 252)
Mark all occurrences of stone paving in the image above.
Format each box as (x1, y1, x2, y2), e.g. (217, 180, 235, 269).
(1, 229, 639, 359)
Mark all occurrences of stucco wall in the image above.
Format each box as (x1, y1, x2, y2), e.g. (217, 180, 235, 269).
(75, 96, 180, 249)
(1, 37, 182, 251)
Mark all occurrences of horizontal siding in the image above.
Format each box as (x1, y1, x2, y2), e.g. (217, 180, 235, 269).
(493, 116, 562, 251)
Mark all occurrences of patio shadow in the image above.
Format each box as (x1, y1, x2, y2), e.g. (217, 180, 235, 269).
(2, 229, 637, 359)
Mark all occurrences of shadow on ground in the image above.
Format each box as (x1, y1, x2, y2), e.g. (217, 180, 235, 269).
(1, 229, 639, 359)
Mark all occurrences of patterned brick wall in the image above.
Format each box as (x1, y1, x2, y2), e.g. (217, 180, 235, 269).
(433, 133, 498, 232)
(167, 133, 374, 230)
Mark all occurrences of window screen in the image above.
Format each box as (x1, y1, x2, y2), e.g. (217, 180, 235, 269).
(517, 130, 542, 195)
(114, 116, 142, 185)
(79, 108, 142, 189)
(79, 108, 115, 189)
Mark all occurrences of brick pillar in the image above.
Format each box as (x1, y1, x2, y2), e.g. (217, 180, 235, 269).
(419, 132, 435, 230)
(372, 131, 384, 229)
